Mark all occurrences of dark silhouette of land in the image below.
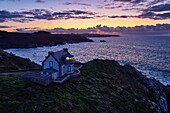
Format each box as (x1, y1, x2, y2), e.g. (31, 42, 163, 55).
(0, 59, 169, 113)
(0, 49, 40, 72)
(81, 33, 120, 37)
(0, 31, 93, 49)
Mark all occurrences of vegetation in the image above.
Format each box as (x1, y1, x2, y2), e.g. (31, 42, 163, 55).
(0, 31, 93, 49)
(0, 49, 40, 72)
(1, 59, 168, 113)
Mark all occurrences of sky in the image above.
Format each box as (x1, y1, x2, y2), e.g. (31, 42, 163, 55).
(1, 0, 170, 34)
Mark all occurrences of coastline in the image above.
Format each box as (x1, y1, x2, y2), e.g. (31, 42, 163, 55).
(0, 31, 93, 49)
(4, 38, 170, 86)
(3, 41, 92, 50)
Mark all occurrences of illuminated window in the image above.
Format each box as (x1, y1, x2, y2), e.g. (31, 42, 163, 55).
(66, 57, 70, 60)
(66, 57, 74, 60)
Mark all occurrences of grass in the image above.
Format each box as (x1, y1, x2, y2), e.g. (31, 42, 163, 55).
(0, 60, 155, 113)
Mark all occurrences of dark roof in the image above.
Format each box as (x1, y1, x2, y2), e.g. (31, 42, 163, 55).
(62, 53, 74, 58)
(42, 67, 58, 73)
(53, 50, 68, 64)
(42, 48, 74, 65)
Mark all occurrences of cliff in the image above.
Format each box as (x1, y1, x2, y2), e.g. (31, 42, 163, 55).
(0, 59, 169, 113)
(0, 49, 40, 72)
(0, 31, 93, 49)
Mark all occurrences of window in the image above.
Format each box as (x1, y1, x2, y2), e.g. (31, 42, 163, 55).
(67, 66, 71, 72)
(63, 66, 65, 74)
(49, 61, 53, 67)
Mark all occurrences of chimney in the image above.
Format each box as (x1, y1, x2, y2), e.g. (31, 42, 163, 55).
(63, 48, 68, 52)
(48, 51, 54, 55)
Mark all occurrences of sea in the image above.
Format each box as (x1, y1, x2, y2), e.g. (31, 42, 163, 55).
(4, 35, 170, 85)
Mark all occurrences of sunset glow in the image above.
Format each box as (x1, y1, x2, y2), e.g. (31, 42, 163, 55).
(1, 0, 170, 34)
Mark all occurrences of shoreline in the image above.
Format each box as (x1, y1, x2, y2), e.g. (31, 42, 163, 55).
(2, 41, 92, 50)
(4, 45, 170, 86)
(0, 31, 93, 49)
(4, 48, 170, 86)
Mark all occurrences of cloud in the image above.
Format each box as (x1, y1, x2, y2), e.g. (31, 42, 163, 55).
(63, 2, 91, 6)
(15, 24, 170, 35)
(138, 3, 170, 20)
(108, 12, 170, 20)
(102, 0, 168, 11)
(0, 9, 97, 23)
(0, 0, 45, 2)
(146, 0, 166, 7)
(104, 0, 145, 4)
(138, 11, 170, 20)
(146, 4, 170, 12)
(0, 10, 26, 22)
(0, 25, 12, 28)
(28, 9, 96, 20)
(65, 10, 95, 15)
(108, 15, 129, 18)
(35, 0, 45, 3)
(16, 28, 25, 32)
(0, 10, 22, 18)
(101, 0, 146, 10)
(104, 3, 123, 9)
(15, 27, 40, 32)
(0, 0, 20, 1)
(0, 18, 5, 22)
(114, 0, 144, 3)
(108, 2, 170, 20)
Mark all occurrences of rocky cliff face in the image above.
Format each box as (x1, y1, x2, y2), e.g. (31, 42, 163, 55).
(123, 64, 169, 113)
(82, 59, 169, 113)
(0, 59, 169, 113)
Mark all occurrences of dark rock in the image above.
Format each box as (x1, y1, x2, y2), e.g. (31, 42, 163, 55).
(165, 85, 170, 111)
(100, 40, 107, 42)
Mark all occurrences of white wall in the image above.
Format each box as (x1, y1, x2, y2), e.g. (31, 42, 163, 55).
(43, 55, 74, 77)
(52, 72, 58, 80)
(61, 65, 65, 76)
(66, 64, 74, 74)
(61, 64, 74, 75)
(43, 55, 59, 71)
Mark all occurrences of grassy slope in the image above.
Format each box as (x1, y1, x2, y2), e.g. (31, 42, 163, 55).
(0, 50, 40, 72)
(0, 60, 159, 113)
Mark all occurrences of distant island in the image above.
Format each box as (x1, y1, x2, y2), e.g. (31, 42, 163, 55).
(81, 33, 120, 37)
(0, 31, 93, 49)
